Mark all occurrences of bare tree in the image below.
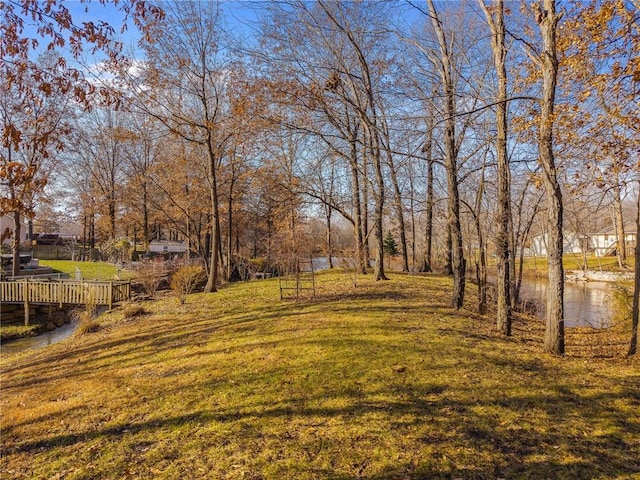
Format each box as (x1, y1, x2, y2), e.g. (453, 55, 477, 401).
(421, 111, 436, 273)
(132, 0, 237, 293)
(534, 0, 565, 355)
(426, 0, 466, 308)
(628, 186, 639, 356)
(478, 0, 513, 334)
(71, 108, 128, 241)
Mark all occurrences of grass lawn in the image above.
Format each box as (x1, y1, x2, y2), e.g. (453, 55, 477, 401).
(39, 260, 134, 281)
(513, 254, 629, 277)
(1, 271, 638, 479)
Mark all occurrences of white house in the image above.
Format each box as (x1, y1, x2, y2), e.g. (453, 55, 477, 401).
(590, 223, 637, 258)
(530, 231, 586, 257)
(148, 240, 187, 254)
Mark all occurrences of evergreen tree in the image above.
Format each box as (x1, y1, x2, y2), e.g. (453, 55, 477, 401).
(383, 231, 399, 256)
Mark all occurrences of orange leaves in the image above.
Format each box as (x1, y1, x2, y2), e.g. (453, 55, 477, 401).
(0, 158, 48, 217)
(0, 2, 167, 226)
(1, 0, 164, 113)
(2, 123, 22, 150)
(0, 160, 47, 188)
(0, 162, 26, 180)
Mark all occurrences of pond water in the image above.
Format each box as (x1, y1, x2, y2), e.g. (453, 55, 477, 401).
(311, 256, 375, 271)
(1, 321, 78, 356)
(516, 278, 613, 328)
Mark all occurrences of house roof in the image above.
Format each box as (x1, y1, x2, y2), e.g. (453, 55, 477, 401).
(601, 223, 638, 235)
(149, 240, 185, 245)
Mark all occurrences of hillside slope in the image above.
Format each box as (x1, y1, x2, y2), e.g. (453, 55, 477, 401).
(1, 272, 638, 479)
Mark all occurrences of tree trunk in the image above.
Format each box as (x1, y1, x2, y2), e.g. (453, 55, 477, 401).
(373, 210, 387, 280)
(11, 212, 21, 277)
(349, 142, 367, 274)
(409, 173, 416, 271)
(420, 112, 435, 273)
(227, 179, 234, 281)
(325, 203, 334, 269)
(444, 84, 465, 308)
(380, 114, 409, 272)
(515, 211, 537, 308)
(387, 152, 409, 272)
(108, 192, 116, 239)
(612, 179, 627, 267)
(473, 166, 487, 315)
(428, 0, 465, 308)
(479, 0, 512, 334)
(369, 130, 388, 281)
(536, 0, 564, 355)
(627, 185, 639, 356)
(362, 150, 370, 268)
(444, 225, 453, 275)
(204, 143, 220, 293)
(89, 213, 95, 251)
(142, 185, 150, 252)
(422, 153, 434, 273)
(509, 213, 517, 307)
(82, 214, 88, 261)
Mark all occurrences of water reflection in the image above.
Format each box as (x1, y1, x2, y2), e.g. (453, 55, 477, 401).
(518, 278, 612, 328)
(0, 321, 78, 356)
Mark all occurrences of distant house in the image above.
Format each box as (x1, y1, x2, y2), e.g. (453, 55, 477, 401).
(530, 231, 586, 257)
(590, 223, 637, 258)
(148, 240, 187, 254)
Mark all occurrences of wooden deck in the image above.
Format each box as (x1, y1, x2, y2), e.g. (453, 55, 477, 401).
(1, 279, 131, 325)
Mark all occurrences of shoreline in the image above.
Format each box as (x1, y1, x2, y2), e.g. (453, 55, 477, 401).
(0, 316, 73, 343)
(0, 306, 74, 343)
(564, 269, 634, 283)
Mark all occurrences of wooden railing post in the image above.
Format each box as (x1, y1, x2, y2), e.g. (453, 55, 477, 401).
(109, 281, 113, 310)
(23, 280, 30, 326)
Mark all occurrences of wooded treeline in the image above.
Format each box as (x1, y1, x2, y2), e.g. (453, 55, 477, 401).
(1, 0, 639, 355)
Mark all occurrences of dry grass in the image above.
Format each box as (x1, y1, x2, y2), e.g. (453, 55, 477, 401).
(1, 271, 638, 480)
(72, 286, 99, 338)
(121, 304, 147, 319)
(0, 325, 41, 341)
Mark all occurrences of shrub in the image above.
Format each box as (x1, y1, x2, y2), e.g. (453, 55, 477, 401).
(74, 318, 101, 336)
(122, 304, 146, 319)
(74, 286, 100, 336)
(610, 279, 634, 327)
(171, 265, 205, 304)
(337, 256, 360, 287)
(134, 261, 166, 298)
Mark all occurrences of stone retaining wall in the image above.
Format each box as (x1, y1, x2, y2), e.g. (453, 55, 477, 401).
(1, 303, 72, 327)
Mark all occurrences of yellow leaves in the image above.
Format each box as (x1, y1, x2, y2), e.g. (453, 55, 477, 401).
(528, 171, 544, 190)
